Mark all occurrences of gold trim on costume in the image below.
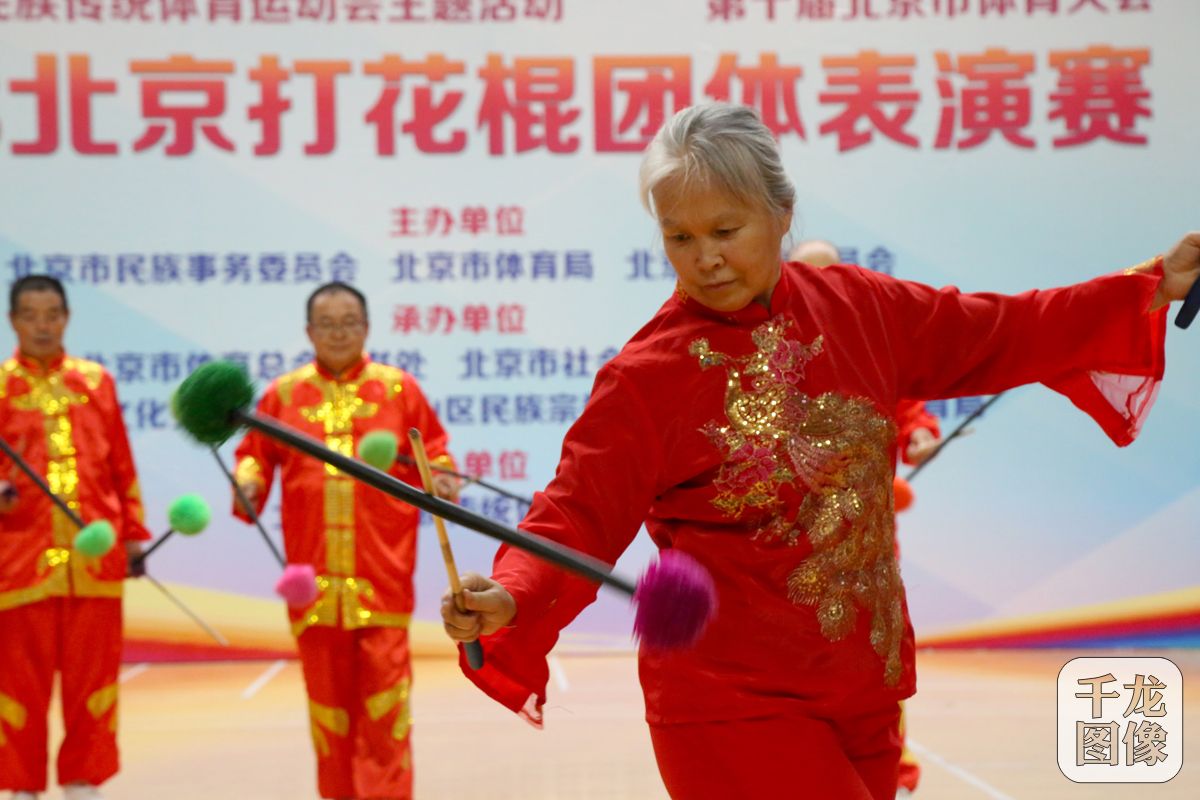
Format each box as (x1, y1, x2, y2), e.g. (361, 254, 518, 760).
(298, 374, 380, 586)
(0, 357, 14, 399)
(2, 358, 123, 603)
(62, 357, 104, 392)
(362, 362, 406, 402)
(86, 682, 119, 733)
(276, 363, 319, 408)
(365, 677, 412, 742)
(308, 699, 349, 758)
(1124, 255, 1162, 276)
(0, 547, 70, 612)
(0, 691, 27, 746)
(234, 456, 266, 491)
(278, 362, 421, 637)
(290, 575, 412, 638)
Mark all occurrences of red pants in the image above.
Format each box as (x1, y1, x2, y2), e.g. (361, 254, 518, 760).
(649, 704, 902, 799)
(297, 625, 413, 800)
(0, 597, 122, 793)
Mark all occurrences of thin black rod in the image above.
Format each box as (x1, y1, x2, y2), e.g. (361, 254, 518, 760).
(237, 410, 635, 596)
(209, 446, 286, 568)
(904, 393, 1006, 483)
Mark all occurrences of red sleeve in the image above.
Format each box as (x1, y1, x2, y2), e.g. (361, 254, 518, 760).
(395, 373, 456, 480)
(894, 399, 941, 466)
(231, 387, 282, 521)
(862, 262, 1166, 447)
(103, 372, 151, 543)
(458, 363, 664, 723)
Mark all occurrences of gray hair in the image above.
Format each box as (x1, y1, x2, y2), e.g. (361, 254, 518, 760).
(639, 103, 795, 220)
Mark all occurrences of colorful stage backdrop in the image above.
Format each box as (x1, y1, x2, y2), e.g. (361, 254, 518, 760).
(1, 0, 1197, 659)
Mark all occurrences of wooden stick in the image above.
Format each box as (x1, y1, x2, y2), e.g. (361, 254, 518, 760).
(408, 428, 485, 670)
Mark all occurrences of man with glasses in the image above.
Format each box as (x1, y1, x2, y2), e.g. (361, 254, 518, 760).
(232, 281, 458, 800)
(0, 276, 151, 800)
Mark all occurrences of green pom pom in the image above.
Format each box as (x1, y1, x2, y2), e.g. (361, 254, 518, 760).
(358, 430, 399, 471)
(75, 521, 116, 558)
(172, 361, 255, 445)
(168, 493, 212, 536)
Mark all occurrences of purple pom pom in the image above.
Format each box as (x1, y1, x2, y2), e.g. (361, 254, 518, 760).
(633, 550, 716, 650)
(275, 563, 319, 607)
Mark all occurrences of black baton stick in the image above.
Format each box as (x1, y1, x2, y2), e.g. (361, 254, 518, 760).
(904, 393, 1006, 483)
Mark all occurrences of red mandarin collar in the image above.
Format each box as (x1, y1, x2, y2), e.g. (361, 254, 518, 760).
(670, 262, 797, 326)
(13, 349, 66, 374)
(313, 354, 369, 382)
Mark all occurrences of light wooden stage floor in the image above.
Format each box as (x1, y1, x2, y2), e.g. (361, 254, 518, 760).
(38, 649, 1200, 799)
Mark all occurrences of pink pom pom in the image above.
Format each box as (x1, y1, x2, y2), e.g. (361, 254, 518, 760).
(633, 550, 717, 650)
(275, 564, 318, 607)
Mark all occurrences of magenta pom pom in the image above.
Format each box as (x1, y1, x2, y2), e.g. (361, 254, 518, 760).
(275, 564, 319, 607)
(633, 550, 716, 650)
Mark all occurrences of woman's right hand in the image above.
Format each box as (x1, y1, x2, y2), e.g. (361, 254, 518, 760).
(441, 572, 517, 642)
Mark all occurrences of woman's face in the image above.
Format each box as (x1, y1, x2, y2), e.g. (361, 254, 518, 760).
(654, 179, 791, 313)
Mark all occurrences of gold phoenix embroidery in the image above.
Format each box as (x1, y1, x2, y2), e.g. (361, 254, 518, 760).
(692, 318, 905, 685)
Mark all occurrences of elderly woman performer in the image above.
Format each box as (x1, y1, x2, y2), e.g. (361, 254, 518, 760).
(441, 103, 1198, 799)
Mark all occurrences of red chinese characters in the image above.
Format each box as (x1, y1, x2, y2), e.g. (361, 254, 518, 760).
(1049, 45, 1151, 147)
(819, 50, 920, 151)
(131, 55, 236, 155)
(704, 52, 805, 139)
(935, 48, 1035, 149)
(477, 54, 579, 154)
(593, 56, 691, 152)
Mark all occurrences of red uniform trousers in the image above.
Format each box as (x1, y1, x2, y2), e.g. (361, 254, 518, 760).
(297, 625, 414, 800)
(0, 597, 122, 793)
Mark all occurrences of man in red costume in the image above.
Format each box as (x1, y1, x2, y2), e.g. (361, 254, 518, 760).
(0, 276, 150, 800)
(233, 282, 458, 800)
(440, 105, 1195, 798)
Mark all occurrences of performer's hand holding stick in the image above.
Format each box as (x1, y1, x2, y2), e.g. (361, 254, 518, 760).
(408, 428, 485, 670)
